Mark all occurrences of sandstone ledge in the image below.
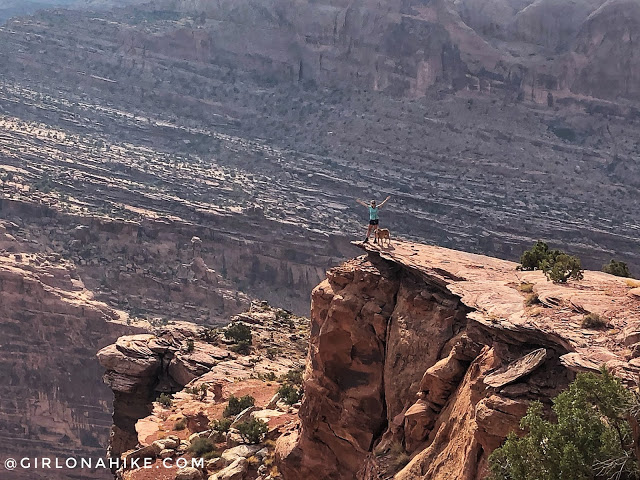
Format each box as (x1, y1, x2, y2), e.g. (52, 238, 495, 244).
(277, 240, 640, 480)
(356, 240, 640, 381)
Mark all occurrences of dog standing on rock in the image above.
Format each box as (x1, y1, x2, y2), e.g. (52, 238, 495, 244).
(374, 228, 391, 247)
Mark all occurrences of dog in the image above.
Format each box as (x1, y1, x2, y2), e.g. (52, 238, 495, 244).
(374, 228, 391, 247)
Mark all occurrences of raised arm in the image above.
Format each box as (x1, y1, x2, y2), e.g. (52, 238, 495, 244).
(356, 199, 369, 207)
(378, 196, 391, 208)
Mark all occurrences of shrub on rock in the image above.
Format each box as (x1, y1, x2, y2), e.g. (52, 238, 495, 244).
(277, 383, 302, 405)
(279, 367, 303, 386)
(519, 241, 556, 271)
(602, 260, 633, 278)
(518, 241, 583, 283)
(489, 368, 637, 480)
(236, 418, 268, 444)
(582, 313, 607, 329)
(223, 395, 255, 418)
(157, 393, 173, 408)
(188, 438, 218, 459)
(224, 323, 252, 344)
(541, 253, 583, 283)
(210, 417, 233, 433)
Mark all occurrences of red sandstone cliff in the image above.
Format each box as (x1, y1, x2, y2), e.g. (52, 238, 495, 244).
(98, 240, 640, 480)
(276, 241, 640, 480)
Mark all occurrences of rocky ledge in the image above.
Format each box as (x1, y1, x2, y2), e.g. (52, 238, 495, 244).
(98, 304, 309, 480)
(99, 240, 640, 480)
(276, 240, 640, 480)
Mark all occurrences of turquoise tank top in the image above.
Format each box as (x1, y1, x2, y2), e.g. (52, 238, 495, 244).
(369, 206, 379, 220)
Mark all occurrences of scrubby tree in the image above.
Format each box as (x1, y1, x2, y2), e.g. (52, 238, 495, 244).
(489, 368, 639, 480)
(541, 253, 584, 283)
(277, 383, 303, 405)
(224, 323, 252, 343)
(603, 260, 633, 278)
(519, 241, 557, 271)
(519, 241, 583, 283)
(236, 418, 268, 444)
(223, 394, 255, 418)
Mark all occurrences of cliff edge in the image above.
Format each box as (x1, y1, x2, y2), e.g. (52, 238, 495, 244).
(276, 240, 640, 480)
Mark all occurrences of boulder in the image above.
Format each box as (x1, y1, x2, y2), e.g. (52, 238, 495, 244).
(403, 398, 439, 451)
(209, 458, 248, 480)
(221, 444, 261, 465)
(97, 342, 161, 378)
(251, 409, 284, 424)
(122, 444, 156, 461)
(419, 354, 467, 406)
(152, 437, 180, 454)
(206, 457, 226, 471)
(175, 466, 204, 480)
(484, 349, 547, 388)
(254, 447, 269, 460)
(159, 449, 174, 459)
(475, 395, 529, 451)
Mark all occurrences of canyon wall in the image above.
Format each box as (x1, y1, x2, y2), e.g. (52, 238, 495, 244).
(277, 241, 640, 479)
(0, 219, 143, 480)
(160, 0, 640, 101)
(1, 198, 355, 321)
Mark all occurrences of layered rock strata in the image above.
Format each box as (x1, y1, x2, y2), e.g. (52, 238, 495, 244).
(0, 220, 143, 480)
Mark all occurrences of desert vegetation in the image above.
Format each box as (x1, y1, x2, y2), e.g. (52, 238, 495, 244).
(489, 368, 638, 480)
(603, 260, 634, 278)
(519, 241, 584, 283)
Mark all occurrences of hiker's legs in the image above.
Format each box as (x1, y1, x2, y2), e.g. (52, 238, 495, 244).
(366, 224, 374, 238)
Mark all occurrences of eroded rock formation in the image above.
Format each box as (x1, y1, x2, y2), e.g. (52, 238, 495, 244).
(97, 303, 309, 470)
(0, 219, 143, 480)
(277, 240, 640, 480)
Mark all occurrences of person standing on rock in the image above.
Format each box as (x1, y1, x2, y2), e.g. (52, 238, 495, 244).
(357, 196, 391, 243)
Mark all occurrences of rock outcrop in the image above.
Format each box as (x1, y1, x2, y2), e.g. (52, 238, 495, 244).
(277, 240, 640, 480)
(98, 303, 309, 475)
(0, 220, 144, 479)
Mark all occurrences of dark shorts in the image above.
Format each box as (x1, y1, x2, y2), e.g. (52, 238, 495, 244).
(369, 219, 379, 226)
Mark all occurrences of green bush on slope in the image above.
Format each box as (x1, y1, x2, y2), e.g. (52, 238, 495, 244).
(518, 241, 583, 283)
(488, 368, 638, 480)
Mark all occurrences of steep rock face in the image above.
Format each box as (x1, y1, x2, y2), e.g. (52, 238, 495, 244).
(150, 0, 640, 100)
(277, 240, 640, 480)
(571, 0, 640, 100)
(158, 0, 474, 97)
(290, 257, 399, 477)
(277, 253, 482, 479)
(0, 225, 143, 480)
